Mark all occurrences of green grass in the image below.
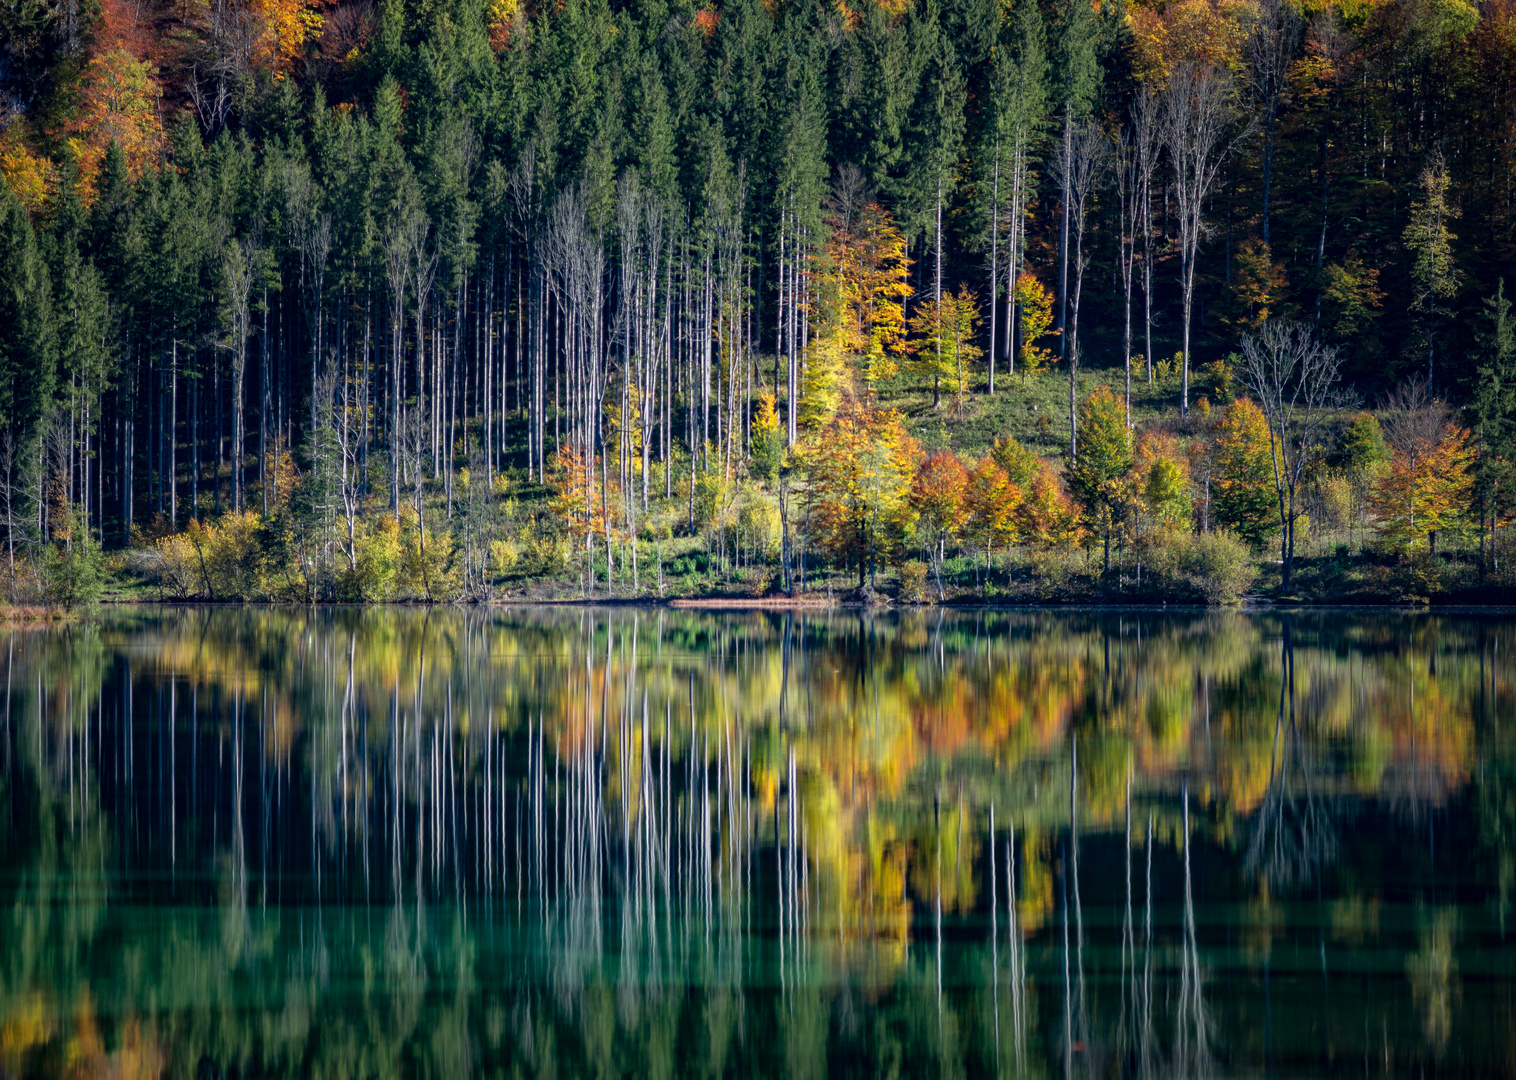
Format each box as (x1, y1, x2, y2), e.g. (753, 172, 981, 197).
(874, 363, 1189, 463)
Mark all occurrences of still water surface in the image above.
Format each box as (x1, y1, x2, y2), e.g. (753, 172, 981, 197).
(1, 606, 1513, 1077)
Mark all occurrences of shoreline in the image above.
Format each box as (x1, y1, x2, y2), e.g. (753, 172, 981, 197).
(80, 596, 1516, 614)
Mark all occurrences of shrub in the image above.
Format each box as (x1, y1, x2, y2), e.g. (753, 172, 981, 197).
(489, 537, 520, 578)
(1147, 529, 1258, 604)
(128, 533, 201, 599)
(1028, 548, 1098, 600)
(522, 533, 569, 578)
(41, 513, 105, 611)
(202, 511, 264, 600)
(340, 515, 403, 601)
(896, 560, 927, 603)
(397, 516, 462, 601)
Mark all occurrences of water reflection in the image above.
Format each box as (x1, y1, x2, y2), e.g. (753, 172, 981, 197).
(1, 607, 1514, 1076)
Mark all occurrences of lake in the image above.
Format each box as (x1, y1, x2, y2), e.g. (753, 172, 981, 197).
(0, 606, 1511, 1077)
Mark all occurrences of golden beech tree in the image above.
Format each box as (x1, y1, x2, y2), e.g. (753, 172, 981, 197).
(1136, 431, 1194, 529)
(813, 201, 912, 384)
(1, 122, 53, 214)
(1225, 238, 1289, 329)
(802, 396, 922, 589)
(1212, 397, 1279, 546)
(964, 456, 1023, 552)
(253, 0, 325, 70)
(1012, 272, 1058, 379)
(1017, 459, 1085, 549)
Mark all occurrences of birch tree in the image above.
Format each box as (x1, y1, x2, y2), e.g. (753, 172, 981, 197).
(1163, 62, 1237, 417)
(1239, 319, 1344, 592)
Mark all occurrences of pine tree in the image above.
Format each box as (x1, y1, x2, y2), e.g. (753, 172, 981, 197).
(1050, 0, 1099, 352)
(1403, 154, 1460, 389)
(0, 187, 57, 562)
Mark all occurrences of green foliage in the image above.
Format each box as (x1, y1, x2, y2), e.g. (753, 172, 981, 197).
(1213, 398, 1279, 546)
(1145, 529, 1258, 604)
(1476, 279, 1516, 457)
(397, 512, 462, 602)
(1342, 413, 1390, 473)
(1069, 385, 1133, 566)
(41, 511, 104, 611)
(751, 391, 784, 484)
(0, 187, 56, 461)
(1144, 456, 1193, 528)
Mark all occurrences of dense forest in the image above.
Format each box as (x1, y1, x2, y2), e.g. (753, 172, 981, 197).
(2, 0, 1515, 603)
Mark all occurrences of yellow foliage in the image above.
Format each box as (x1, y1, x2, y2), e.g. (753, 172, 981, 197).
(0, 122, 54, 215)
(801, 395, 922, 581)
(1013, 271, 1058, 379)
(65, 48, 165, 202)
(253, 0, 325, 70)
(488, 0, 520, 49)
(1128, 0, 1255, 83)
(813, 201, 913, 383)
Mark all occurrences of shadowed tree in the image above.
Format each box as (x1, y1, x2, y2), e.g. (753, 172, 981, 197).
(1239, 319, 1344, 593)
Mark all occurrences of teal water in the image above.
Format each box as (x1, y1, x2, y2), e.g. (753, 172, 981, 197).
(1, 606, 1512, 1077)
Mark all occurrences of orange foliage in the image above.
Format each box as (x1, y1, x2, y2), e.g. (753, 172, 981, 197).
(909, 451, 969, 539)
(487, 0, 520, 49)
(1018, 459, 1086, 548)
(551, 444, 610, 544)
(963, 456, 1022, 548)
(1370, 421, 1473, 549)
(65, 48, 165, 201)
(692, 7, 719, 36)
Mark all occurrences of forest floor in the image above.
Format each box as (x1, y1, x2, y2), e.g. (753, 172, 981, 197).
(98, 364, 1516, 608)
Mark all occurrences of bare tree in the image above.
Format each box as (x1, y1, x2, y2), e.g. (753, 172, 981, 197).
(1162, 63, 1238, 417)
(330, 355, 363, 574)
(0, 428, 19, 589)
(384, 207, 426, 511)
(218, 239, 256, 514)
(1240, 319, 1345, 592)
(1244, 620, 1337, 890)
(1051, 120, 1107, 459)
(1131, 89, 1161, 387)
(1246, 0, 1302, 248)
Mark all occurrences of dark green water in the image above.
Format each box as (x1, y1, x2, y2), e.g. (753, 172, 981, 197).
(1, 606, 1513, 1077)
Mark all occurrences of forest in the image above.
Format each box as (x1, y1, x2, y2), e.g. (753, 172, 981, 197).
(1, 0, 1515, 604)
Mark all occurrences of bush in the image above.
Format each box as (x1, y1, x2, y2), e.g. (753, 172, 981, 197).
(128, 533, 200, 598)
(522, 533, 569, 578)
(896, 560, 927, 603)
(41, 513, 105, 611)
(340, 515, 403, 601)
(201, 511, 264, 600)
(397, 515, 462, 601)
(1028, 548, 1099, 600)
(1146, 529, 1258, 604)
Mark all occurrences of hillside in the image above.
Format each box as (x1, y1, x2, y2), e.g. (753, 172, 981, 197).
(2, 0, 1515, 605)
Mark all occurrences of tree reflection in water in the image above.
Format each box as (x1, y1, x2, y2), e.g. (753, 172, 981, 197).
(0, 606, 1513, 1077)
